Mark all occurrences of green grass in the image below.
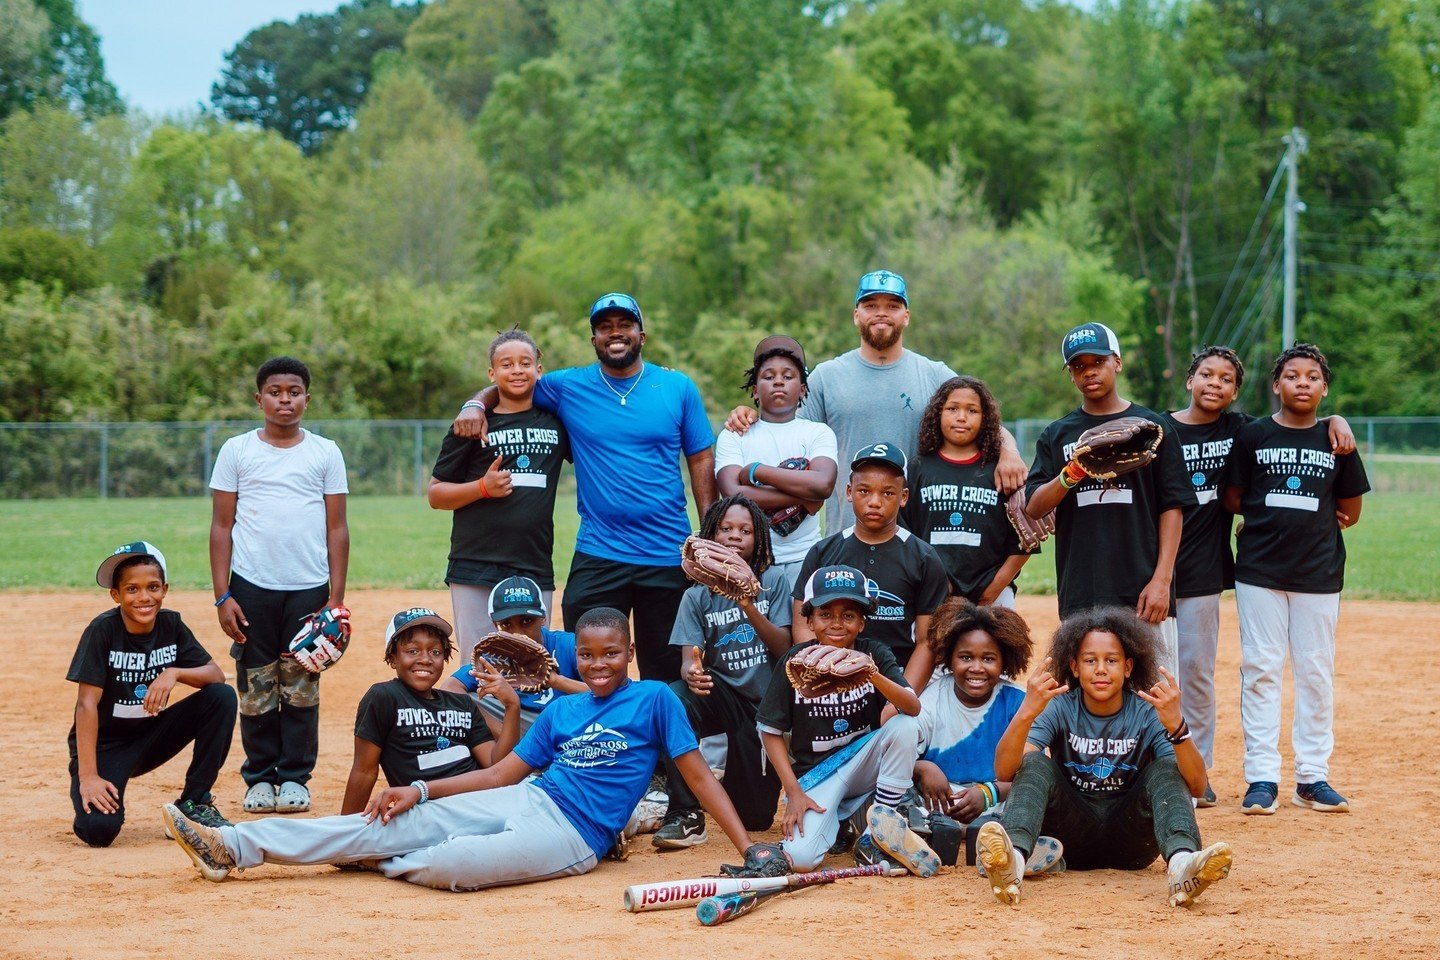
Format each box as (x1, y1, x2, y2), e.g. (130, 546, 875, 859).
(2, 482, 1435, 600)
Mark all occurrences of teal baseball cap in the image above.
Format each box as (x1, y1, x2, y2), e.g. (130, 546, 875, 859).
(855, 270, 908, 306)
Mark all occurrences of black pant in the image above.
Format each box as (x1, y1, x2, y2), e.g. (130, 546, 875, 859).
(229, 572, 329, 787)
(663, 680, 781, 831)
(561, 552, 689, 682)
(69, 683, 236, 847)
(1000, 751, 1201, 869)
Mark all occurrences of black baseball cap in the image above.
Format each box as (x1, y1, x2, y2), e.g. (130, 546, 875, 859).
(488, 576, 548, 622)
(800, 564, 876, 616)
(96, 541, 167, 588)
(850, 441, 907, 477)
(1061, 322, 1122, 364)
(589, 292, 643, 330)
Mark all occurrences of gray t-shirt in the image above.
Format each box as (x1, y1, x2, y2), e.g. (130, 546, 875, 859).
(668, 567, 792, 703)
(1026, 689, 1175, 796)
(800, 348, 958, 535)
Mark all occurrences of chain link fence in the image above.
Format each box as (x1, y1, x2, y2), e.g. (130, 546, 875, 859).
(1, 416, 1437, 499)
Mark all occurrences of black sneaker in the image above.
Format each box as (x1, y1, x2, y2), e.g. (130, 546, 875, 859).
(827, 818, 857, 856)
(1196, 783, 1217, 808)
(1293, 780, 1349, 812)
(652, 810, 708, 849)
(175, 798, 232, 830)
(1242, 781, 1279, 815)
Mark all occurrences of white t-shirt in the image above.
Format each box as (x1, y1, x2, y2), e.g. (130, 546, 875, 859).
(915, 678, 1025, 790)
(714, 417, 838, 563)
(210, 429, 348, 590)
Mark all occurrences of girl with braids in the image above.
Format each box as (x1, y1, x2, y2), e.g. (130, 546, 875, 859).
(974, 607, 1235, 910)
(1221, 343, 1368, 817)
(1166, 345, 1352, 806)
(903, 377, 1034, 610)
(428, 329, 570, 659)
(653, 494, 791, 848)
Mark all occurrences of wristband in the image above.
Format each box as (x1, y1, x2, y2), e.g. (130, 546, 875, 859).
(478, 478, 490, 499)
(747, 462, 761, 487)
(214, 591, 232, 607)
(461, 399, 486, 413)
(1165, 720, 1191, 745)
(1062, 461, 1087, 485)
(410, 779, 429, 804)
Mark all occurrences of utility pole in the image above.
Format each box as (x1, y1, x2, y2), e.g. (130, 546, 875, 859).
(1282, 127, 1308, 349)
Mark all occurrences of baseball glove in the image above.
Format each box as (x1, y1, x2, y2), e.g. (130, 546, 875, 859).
(288, 605, 352, 673)
(473, 630, 558, 694)
(681, 535, 760, 603)
(718, 841, 791, 879)
(766, 457, 811, 537)
(785, 644, 876, 699)
(1071, 416, 1164, 482)
(1004, 487, 1056, 552)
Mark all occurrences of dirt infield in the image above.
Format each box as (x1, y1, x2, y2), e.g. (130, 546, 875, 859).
(3, 590, 1435, 959)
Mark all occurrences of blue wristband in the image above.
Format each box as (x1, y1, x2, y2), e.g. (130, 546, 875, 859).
(410, 779, 429, 804)
(748, 462, 760, 487)
(214, 591, 232, 607)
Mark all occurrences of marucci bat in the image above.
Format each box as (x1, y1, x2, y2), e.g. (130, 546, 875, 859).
(623, 862, 903, 913)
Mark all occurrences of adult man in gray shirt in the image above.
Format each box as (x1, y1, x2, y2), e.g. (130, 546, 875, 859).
(727, 270, 1026, 535)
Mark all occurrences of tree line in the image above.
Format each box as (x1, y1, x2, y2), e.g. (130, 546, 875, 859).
(2, 0, 1438, 425)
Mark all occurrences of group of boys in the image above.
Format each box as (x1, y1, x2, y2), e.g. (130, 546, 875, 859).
(68, 269, 1367, 913)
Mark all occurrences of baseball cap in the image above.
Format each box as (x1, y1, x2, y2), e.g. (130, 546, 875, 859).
(589, 292, 643, 329)
(850, 441, 907, 477)
(96, 541, 167, 588)
(384, 607, 453, 648)
(488, 576, 548, 622)
(753, 334, 807, 372)
(800, 564, 877, 616)
(855, 270, 908, 306)
(1061, 322, 1122, 364)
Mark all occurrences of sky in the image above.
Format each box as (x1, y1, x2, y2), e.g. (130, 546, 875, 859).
(79, 1, 345, 116)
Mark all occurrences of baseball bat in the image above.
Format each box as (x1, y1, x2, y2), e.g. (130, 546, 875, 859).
(695, 888, 789, 926)
(622, 862, 903, 913)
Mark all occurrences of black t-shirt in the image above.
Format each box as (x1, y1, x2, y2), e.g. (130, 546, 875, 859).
(1025, 403, 1190, 618)
(791, 527, 950, 664)
(66, 608, 213, 749)
(1165, 410, 1252, 598)
(902, 452, 1032, 602)
(756, 638, 909, 777)
(1225, 418, 1371, 593)
(430, 409, 570, 589)
(354, 679, 491, 787)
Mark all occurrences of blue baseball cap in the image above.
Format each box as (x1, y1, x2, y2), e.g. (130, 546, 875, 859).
(384, 607, 453, 648)
(589, 292, 643, 329)
(1061, 322, 1122, 363)
(97, 540, 167, 588)
(855, 270, 908, 306)
(850, 441, 907, 478)
(801, 564, 877, 616)
(488, 576, 548, 622)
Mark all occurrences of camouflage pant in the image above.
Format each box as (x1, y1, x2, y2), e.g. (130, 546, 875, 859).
(238, 658, 320, 715)
(238, 658, 321, 787)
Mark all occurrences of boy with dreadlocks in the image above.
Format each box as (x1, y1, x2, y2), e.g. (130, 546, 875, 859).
(652, 495, 791, 849)
(716, 335, 838, 591)
(1166, 346, 1352, 805)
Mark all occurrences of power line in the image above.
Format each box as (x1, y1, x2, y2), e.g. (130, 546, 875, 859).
(1201, 215, 1281, 347)
(1199, 152, 1287, 347)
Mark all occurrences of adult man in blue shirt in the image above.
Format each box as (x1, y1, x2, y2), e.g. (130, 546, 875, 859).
(451, 293, 717, 681)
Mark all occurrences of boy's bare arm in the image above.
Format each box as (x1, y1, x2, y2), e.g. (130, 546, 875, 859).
(870, 669, 920, 717)
(209, 491, 248, 643)
(674, 750, 755, 856)
(74, 684, 119, 814)
(341, 738, 383, 815)
(738, 596, 791, 657)
(1336, 494, 1364, 529)
(453, 385, 502, 441)
(994, 427, 1026, 493)
(325, 493, 349, 607)
(1137, 507, 1181, 624)
(686, 448, 718, 520)
(366, 752, 533, 823)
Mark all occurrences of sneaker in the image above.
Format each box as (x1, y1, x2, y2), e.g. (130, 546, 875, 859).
(242, 782, 277, 813)
(629, 774, 668, 836)
(652, 810, 708, 849)
(853, 831, 888, 868)
(276, 781, 311, 813)
(1196, 783, 1217, 809)
(827, 818, 857, 857)
(1167, 842, 1233, 907)
(976, 821, 1023, 907)
(867, 805, 940, 878)
(1242, 781, 1279, 815)
(1293, 780, 1350, 812)
(162, 803, 236, 882)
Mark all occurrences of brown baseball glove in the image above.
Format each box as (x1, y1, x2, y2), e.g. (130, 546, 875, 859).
(1004, 488, 1055, 552)
(681, 535, 761, 603)
(1072, 416, 1164, 482)
(473, 630, 557, 694)
(785, 644, 876, 699)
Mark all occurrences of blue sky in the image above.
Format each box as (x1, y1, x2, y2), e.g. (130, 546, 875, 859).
(79, 1, 345, 116)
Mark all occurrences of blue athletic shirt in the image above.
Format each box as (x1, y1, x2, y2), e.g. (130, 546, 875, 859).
(449, 627, 579, 714)
(534, 364, 713, 566)
(514, 679, 699, 859)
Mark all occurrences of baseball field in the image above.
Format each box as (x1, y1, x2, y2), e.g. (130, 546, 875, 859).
(3, 585, 1436, 958)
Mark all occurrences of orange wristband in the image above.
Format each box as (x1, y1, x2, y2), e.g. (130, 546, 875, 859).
(478, 478, 491, 499)
(1062, 461, 1087, 485)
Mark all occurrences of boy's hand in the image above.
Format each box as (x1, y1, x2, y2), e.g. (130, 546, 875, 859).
(914, 761, 952, 812)
(682, 656, 713, 696)
(1021, 657, 1069, 718)
(948, 785, 988, 823)
(453, 405, 490, 444)
(1135, 576, 1170, 624)
(1327, 416, 1356, 455)
(216, 597, 248, 643)
(79, 774, 120, 814)
(1136, 666, 1184, 732)
(781, 785, 824, 839)
(143, 668, 178, 714)
(723, 405, 758, 436)
(472, 658, 519, 706)
(1336, 509, 1355, 529)
(364, 785, 420, 824)
(993, 445, 1026, 494)
(481, 457, 513, 498)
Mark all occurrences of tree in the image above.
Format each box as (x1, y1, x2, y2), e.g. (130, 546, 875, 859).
(0, 0, 118, 119)
(0, 225, 97, 291)
(210, 0, 422, 155)
(404, 0, 558, 119)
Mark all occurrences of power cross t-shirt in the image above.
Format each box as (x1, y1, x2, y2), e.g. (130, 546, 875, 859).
(669, 567, 792, 703)
(1226, 418, 1371, 593)
(354, 680, 490, 787)
(66, 609, 213, 748)
(1026, 689, 1175, 795)
(1165, 411, 1251, 598)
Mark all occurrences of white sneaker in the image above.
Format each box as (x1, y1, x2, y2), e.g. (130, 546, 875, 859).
(976, 821, 1023, 907)
(243, 782, 277, 813)
(276, 781, 311, 813)
(1167, 842, 1233, 907)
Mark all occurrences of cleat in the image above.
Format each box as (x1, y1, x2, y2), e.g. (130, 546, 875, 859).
(167, 798, 231, 838)
(1167, 842, 1233, 907)
(976, 821, 1022, 906)
(162, 803, 236, 882)
(867, 805, 940, 878)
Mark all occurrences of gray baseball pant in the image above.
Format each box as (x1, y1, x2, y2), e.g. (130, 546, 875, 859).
(1176, 594, 1220, 768)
